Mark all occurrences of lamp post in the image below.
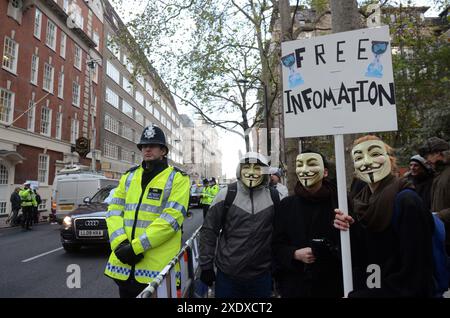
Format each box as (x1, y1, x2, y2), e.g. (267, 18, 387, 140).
(87, 58, 100, 172)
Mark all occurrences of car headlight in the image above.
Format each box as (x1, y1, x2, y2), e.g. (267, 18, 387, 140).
(63, 216, 72, 227)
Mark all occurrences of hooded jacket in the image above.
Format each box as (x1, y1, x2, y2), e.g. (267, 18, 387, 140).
(199, 152, 277, 280)
(432, 150, 450, 255)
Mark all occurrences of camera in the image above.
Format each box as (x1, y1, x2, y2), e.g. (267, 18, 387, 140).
(310, 238, 336, 260)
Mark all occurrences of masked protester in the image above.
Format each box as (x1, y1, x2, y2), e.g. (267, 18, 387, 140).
(272, 151, 342, 297)
(334, 135, 434, 297)
(104, 124, 190, 298)
(199, 152, 280, 298)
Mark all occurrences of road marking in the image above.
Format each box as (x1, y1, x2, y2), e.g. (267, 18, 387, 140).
(21, 247, 63, 263)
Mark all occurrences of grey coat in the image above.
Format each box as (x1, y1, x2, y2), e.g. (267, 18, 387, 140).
(199, 169, 276, 280)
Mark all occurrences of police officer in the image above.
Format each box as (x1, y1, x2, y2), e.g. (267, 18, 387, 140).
(19, 182, 34, 230)
(104, 124, 190, 298)
(200, 178, 210, 219)
(208, 177, 219, 204)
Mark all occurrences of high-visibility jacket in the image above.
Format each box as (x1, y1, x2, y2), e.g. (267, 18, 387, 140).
(207, 184, 219, 205)
(104, 165, 190, 284)
(200, 186, 210, 205)
(19, 189, 33, 207)
(31, 192, 37, 207)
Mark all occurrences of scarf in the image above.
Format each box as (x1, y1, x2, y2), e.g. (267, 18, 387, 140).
(353, 174, 413, 232)
(295, 178, 338, 208)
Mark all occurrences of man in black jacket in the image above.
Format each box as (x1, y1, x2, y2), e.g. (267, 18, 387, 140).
(9, 187, 21, 226)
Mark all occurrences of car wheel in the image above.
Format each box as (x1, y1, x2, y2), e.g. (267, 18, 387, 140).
(63, 243, 81, 253)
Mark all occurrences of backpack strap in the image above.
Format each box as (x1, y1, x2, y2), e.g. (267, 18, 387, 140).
(221, 182, 237, 231)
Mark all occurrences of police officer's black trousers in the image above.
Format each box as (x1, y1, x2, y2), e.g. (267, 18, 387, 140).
(114, 276, 148, 298)
(202, 204, 210, 219)
(22, 206, 33, 229)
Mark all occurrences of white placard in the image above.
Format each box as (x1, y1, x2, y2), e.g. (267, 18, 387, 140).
(282, 26, 397, 138)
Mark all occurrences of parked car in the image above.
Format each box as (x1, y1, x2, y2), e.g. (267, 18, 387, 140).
(60, 185, 116, 253)
(189, 184, 204, 208)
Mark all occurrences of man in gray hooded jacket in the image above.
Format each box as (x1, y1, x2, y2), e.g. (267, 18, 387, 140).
(199, 152, 279, 298)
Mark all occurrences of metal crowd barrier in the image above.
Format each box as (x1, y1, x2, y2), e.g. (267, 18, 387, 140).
(137, 227, 202, 298)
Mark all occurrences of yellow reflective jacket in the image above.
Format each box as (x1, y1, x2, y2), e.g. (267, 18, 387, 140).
(207, 184, 219, 205)
(104, 165, 190, 284)
(200, 186, 209, 205)
(19, 189, 33, 207)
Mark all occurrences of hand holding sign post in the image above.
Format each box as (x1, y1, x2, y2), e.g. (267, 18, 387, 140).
(281, 26, 397, 296)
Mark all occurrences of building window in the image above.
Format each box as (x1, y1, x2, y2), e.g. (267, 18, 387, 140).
(63, 0, 69, 13)
(38, 199, 47, 211)
(30, 55, 39, 85)
(56, 112, 62, 139)
(70, 118, 79, 143)
(135, 110, 144, 126)
(34, 8, 42, 39)
(0, 163, 8, 184)
(40, 107, 51, 136)
(122, 100, 133, 119)
(57, 71, 64, 98)
(43, 63, 54, 93)
(72, 81, 80, 107)
(106, 61, 120, 84)
(27, 100, 35, 132)
(0, 88, 15, 124)
(0, 202, 6, 215)
(93, 32, 100, 48)
(105, 87, 119, 108)
(60, 33, 66, 59)
(45, 20, 57, 51)
(145, 81, 154, 97)
(145, 100, 153, 114)
(74, 45, 82, 70)
(122, 125, 134, 141)
(2, 37, 19, 74)
(38, 154, 49, 184)
(153, 108, 160, 121)
(91, 63, 98, 83)
(135, 91, 144, 106)
(104, 113, 119, 134)
(121, 149, 132, 163)
(104, 140, 118, 159)
(122, 77, 133, 96)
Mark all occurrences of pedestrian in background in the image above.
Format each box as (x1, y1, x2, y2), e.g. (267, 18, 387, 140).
(404, 154, 434, 210)
(272, 150, 342, 297)
(9, 187, 21, 226)
(32, 188, 41, 224)
(200, 178, 210, 219)
(334, 135, 434, 297)
(419, 137, 450, 256)
(269, 168, 288, 200)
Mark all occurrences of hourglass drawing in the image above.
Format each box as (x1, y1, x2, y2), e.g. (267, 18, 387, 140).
(282, 53, 304, 88)
(365, 41, 389, 78)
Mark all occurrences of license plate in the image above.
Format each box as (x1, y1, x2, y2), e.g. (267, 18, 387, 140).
(60, 205, 74, 211)
(78, 230, 103, 237)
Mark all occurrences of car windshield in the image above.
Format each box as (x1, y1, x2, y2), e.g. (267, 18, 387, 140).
(90, 187, 114, 203)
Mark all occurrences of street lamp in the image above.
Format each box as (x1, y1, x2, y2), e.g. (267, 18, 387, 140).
(87, 58, 100, 172)
(237, 79, 270, 156)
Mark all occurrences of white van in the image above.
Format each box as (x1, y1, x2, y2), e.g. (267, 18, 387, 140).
(52, 171, 118, 223)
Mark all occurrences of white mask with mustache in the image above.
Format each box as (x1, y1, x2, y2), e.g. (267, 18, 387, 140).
(240, 163, 263, 188)
(352, 140, 392, 184)
(296, 153, 324, 188)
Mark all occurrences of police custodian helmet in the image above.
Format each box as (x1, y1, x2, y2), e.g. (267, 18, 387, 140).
(137, 124, 168, 152)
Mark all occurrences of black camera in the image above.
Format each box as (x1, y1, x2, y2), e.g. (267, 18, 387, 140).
(310, 238, 336, 260)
